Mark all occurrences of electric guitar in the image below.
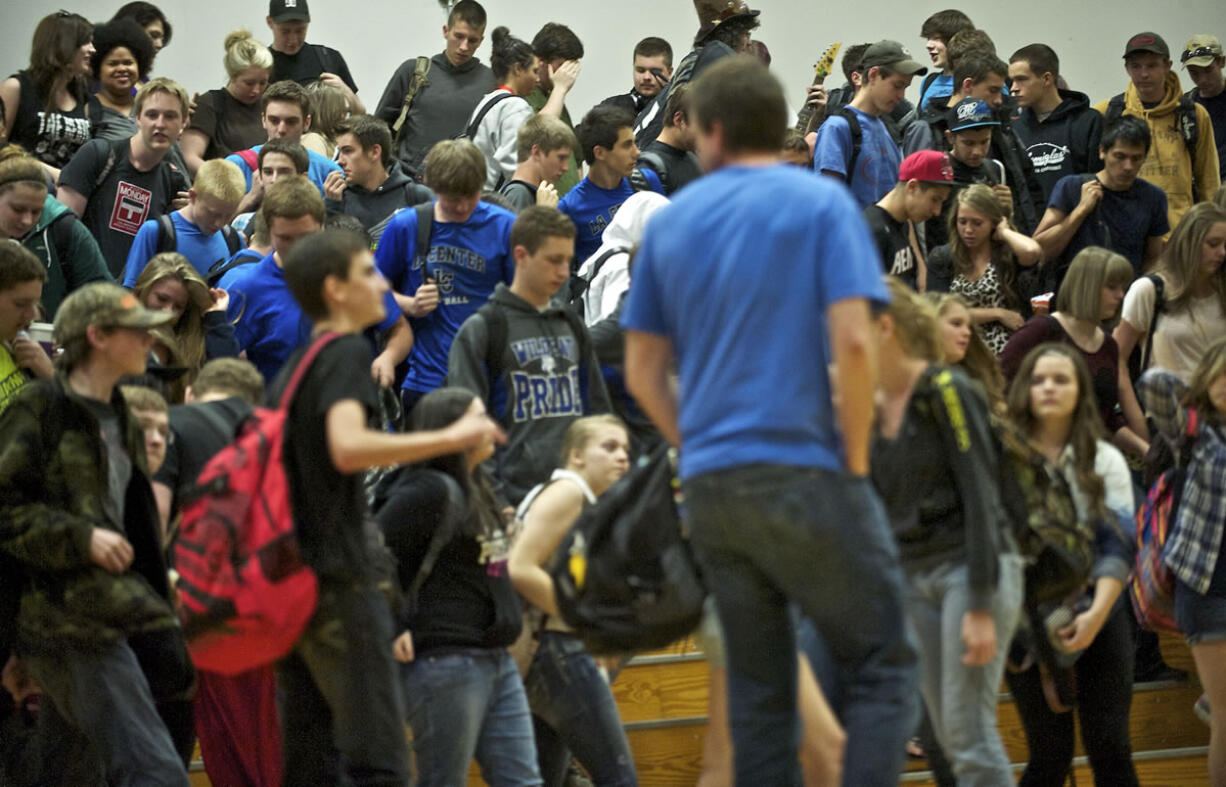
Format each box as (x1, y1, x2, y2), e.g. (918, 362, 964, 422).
(794, 42, 842, 135)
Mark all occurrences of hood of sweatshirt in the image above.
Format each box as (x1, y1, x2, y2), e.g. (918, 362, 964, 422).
(578, 191, 670, 278)
(31, 194, 72, 235)
(1045, 89, 1092, 123)
(1120, 71, 1186, 117)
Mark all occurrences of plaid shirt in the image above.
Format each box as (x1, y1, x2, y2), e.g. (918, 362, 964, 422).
(1138, 370, 1226, 593)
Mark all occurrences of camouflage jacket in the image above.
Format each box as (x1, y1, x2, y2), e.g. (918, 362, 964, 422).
(0, 376, 177, 655)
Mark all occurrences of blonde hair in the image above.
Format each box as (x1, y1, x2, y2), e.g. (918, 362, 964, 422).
(1185, 337, 1226, 424)
(134, 76, 190, 118)
(1158, 203, 1226, 316)
(192, 158, 246, 203)
(1054, 247, 1133, 322)
(883, 277, 942, 361)
(0, 144, 49, 200)
(560, 414, 628, 467)
(131, 253, 213, 374)
(929, 292, 1006, 411)
(121, 384, 168, 416)
(223, 29, 272, 81)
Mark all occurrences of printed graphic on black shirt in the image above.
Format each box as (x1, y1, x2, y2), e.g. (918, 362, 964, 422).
(36, 111, 90, 164)
(109, 181, 153, 235)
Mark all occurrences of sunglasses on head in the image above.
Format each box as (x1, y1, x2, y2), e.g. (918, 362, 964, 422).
(1182, 46, 1221, 63)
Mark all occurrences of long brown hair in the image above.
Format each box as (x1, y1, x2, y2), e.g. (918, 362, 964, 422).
(27, 12, 93, 112)
(947, 184, 1019, 308)
(131, 253, 213, 374)
(1157, 203, 1226, 316)
(1005, 343, 1107, 519)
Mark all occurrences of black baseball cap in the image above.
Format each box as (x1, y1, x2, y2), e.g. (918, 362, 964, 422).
(269, 0, 310, 23)
(1123, 32, 1169, 58)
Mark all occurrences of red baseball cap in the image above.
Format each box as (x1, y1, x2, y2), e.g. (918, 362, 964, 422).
(898, 150, 954, 185)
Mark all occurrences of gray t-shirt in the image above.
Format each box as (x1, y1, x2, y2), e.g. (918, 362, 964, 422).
(82, 397, 132, 533)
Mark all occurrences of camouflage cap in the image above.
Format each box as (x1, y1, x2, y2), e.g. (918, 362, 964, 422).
(53, 283, 175, 344)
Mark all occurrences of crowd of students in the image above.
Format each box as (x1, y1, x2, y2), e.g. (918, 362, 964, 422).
(2, 0, 1226, 785)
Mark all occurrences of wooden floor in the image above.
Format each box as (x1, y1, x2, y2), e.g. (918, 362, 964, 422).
(188, 631, 1211, 786)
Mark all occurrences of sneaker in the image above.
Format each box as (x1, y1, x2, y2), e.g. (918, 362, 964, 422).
(1195, 693, 1211, 726)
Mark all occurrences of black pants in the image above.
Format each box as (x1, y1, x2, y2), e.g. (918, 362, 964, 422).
(1004, 601, 1140, 787)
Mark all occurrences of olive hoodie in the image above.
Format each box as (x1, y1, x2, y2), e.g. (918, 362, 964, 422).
(1094, 72, 1221, 231)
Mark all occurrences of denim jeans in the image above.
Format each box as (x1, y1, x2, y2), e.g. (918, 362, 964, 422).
(276, 582, 411, 787)
(684, 464, 918, 787)
(25, 635, 190, 787)
(524, 632, 637, 787)
(402, 648, 541, 787)
(906, 554, 1024, 787)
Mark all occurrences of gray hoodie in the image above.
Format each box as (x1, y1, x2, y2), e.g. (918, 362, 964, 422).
(325, 161, 433, 237)
(447, 284, 612, 504)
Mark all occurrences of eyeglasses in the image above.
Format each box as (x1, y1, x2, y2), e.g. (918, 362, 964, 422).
(1182, 46, 1221, 63)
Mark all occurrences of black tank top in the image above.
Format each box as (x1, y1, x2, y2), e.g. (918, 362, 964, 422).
(8, 71, 91, 169)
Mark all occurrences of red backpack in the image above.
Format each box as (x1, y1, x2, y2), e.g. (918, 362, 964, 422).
(174, 332, 339, 674)
(1130, 410, 1199, 633)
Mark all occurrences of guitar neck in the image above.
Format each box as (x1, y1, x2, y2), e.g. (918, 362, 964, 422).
(793, 73, 829, 133)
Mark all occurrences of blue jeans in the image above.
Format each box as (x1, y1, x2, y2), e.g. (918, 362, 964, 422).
(402, 648, 541, 787)
(25, 637, 189, 787)
(524, 632, 637, 787)
(906, 555, 1024, 787)
(684, 464, 918, 787)
(276, 583, 410, 787)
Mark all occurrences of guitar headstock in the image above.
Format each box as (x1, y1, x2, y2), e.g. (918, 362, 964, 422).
(813, 42, 843, 79)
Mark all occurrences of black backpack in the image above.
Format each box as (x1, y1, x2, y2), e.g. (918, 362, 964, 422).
(832, 107, 864, 178)
(1105, 93, 1201, 197)
(1126, 274, 1166, 383)
(566, 245, 629, 321)
(156, 213, 243, 277)
(550, 444, 705, 654)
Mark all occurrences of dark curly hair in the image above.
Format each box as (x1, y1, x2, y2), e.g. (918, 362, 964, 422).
(90, 18, 155, 85)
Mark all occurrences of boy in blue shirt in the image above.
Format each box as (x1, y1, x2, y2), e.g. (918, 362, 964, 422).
(374, 139, 516, 414)
(220, 175, 408, 382)
(557, 105, 662, 268)
(225, 81, 341, 196)
(622, 56, 916, 786)
(122, 159, 247, 286)
(814, 40, 926, 208)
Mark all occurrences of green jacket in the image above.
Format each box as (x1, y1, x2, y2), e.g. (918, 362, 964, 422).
(0, 376, 177, 655)
(526, 88, 582, 197)
(20, 195, 112, 320)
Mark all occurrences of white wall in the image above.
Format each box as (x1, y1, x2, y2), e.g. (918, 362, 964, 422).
(5, 1, 1226, 122)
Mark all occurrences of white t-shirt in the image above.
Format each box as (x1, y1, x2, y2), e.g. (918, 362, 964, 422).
(1121, 275, 1226, 382)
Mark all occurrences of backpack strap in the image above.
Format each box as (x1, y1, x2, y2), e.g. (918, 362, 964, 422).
(1105, 94, 1127, 126)
(277, 331, 343, 411)
(403, 470, 466, 615)
(206, 249, 261, 287)
(637, 150, 668, 189)
(219, 224, 242, 257)
(1141, 274, 1166, 371)
(476, 303, 510, 399)
(917, 72, 940, 108)
(1079, 173, 1112, 249)
(833, 107, 863, 178)
(156, 213, 177, 254)
(414, 201, 434, 271)
(92, 138, 124, 192)
(556, 307, 594, 411)
(464, 92, 521, 140)
(392, 56, 432, 146)
(1177, 94, 1201, 197)
(235, 149, 260, 174)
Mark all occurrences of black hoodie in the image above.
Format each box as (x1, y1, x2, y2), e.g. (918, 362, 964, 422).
(326, 161, 433, 240)
(1010, 89, 1104, 202)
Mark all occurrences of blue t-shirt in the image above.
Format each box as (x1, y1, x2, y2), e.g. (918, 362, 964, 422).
(558, 170, 663, 266)
(122, 210, 235, 286)
(1048, 173, 1170, 274)
(813, 106, 902, 208)
(374, 201, 516, 393)
(219, 251, 401, 381)
(621, 164, 890, 480)
(225, 144, 341, 196)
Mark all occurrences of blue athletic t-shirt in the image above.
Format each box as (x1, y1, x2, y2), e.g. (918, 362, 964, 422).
(1048, 173, 1170, 274)
(813, 106, 902, 208)
(558, 169, 663, 266)
(374, 201, 517, 394)
(225, 144, 341, 196)
(122, 210, 235, 286)
(621, 163, 890, 480)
